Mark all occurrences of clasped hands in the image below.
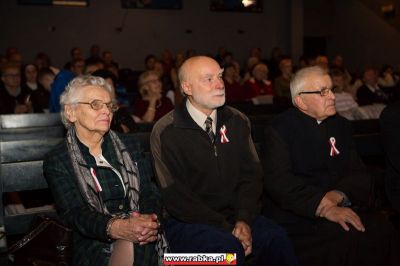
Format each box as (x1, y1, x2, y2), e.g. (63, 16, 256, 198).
(232, 220, 252, 256)
(109, 212, 160, 245)
(316, 191, 365, 232)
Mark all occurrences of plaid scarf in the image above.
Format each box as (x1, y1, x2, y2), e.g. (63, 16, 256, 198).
(66, 127, 168, 265)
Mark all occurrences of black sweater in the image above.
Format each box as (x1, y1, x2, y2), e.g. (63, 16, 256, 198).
(151, 101, 263, 231)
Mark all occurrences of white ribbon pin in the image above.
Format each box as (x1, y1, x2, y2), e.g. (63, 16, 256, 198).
(329, 137, 340, 157)
(90, 167, 103, 192)
(219, 125, 230, 143)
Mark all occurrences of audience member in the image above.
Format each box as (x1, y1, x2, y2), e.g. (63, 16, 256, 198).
(262, 66, 400, 266)
(49, 70, 75, 113)
(85, 44, 101, 65)
(64, 47, 83, 70)
(70, 58, 85, 76)
(37, 67, 55, 92)
(133, 70, 173, 122)
(380, 101, 400, 212)
(378, 64, 399, 89)
(85, 59, 104, 74)
(23, 64, 50, 112)
(0, 63, 32, 114)
(153, 60, 174, 102)
(150, 56, 298, 266)
(44, 75, 166, 265)
(102, 50, 119, 69)
(144, 54, 157, 71)
(315, 55, 329, 71)
(23, 63, 39, 90)
(357, 67, 391, 106)
(224, 63, 245, 103)
(274, 57, 293, 99)
(330, 68, 362, 120)
(243, 63, 273, 100)
(92, 69, 135, 132)
(170, 52, 186, 105)
(34, 52, 60, 74)
(266, 47, 282, 81)
(242, 56, 260, 82)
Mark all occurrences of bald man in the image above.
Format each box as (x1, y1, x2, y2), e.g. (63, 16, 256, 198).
(151, 56, 298, 266)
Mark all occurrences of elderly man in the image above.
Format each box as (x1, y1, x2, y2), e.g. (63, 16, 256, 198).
(0, 63, 32, 114)
(262, 66, 399, 266)
(151, 56, 298, 266)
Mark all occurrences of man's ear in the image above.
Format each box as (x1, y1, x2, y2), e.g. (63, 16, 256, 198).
(294, 95, 308, 111)
(65, 104, 77, 123)
(181, 81, 192, 96)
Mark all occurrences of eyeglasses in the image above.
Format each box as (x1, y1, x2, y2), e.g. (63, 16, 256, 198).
(298, 87, 335, 96)
(76, 100, 119, 112)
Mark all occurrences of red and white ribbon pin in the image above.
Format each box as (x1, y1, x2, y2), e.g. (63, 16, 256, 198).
(329, 137, 340, 157)
(219, 125, 230, 143)
(90, 167, 102, 192)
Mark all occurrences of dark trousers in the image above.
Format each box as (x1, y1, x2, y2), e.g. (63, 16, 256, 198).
(164, 215, 298, 266)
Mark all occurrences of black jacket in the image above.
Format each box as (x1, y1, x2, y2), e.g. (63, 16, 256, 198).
(151, 101, 263, 231)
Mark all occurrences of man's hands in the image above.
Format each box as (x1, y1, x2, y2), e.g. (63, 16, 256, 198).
(232, 221, 252, 256)
(316, 191, 365, 232)
(109, 212, 160, 245)
(322, 206, 365, 232)
(315, 190, 344, 217)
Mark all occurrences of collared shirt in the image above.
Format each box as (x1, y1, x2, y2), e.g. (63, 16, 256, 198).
(186, 99, 217, 134)
(366, 84, 380, 93)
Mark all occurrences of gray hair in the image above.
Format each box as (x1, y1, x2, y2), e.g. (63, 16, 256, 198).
(290, 65, 327, 105)
(60, 75, 113, 128)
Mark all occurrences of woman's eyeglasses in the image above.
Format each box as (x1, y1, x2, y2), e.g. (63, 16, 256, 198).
(76, 100, 119, 112)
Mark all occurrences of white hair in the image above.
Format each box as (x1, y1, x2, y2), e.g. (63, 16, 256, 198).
(60, 75, 113, 128)
(290, 66, 327, 105)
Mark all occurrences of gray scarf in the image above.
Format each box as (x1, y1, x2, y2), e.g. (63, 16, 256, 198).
(66, 127, 139, 214)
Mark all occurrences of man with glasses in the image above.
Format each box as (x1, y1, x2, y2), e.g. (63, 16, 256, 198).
(264, 66, 400, 266)
(0, 63, 32, 114)
(262, 65, 400, 266)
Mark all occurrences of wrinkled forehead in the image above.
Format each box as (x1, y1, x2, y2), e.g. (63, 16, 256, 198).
(76, 85, 112, 101)
(305, 74, 332, 90)
(194, 61, 223, 78)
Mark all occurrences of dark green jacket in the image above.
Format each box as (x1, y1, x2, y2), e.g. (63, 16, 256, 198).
(43, 132, 161, 266)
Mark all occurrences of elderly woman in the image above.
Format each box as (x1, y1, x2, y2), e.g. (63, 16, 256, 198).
(133, 71, 174, 123)
(44, 75, 166, 266)
(243, 63, 273, 100)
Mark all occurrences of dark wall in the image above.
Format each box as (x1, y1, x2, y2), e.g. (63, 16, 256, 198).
(303, 0, 400, 73)
(0, 0, 291, 70)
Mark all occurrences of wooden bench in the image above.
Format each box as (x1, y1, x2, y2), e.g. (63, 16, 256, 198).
(0, 138, 63, 238)
(0, 113, 64, 141)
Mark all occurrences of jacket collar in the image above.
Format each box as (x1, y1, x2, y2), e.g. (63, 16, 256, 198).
(173, 98, 234, 130)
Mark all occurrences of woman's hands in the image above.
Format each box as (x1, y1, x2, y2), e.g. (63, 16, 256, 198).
(109, 212, 160, 244)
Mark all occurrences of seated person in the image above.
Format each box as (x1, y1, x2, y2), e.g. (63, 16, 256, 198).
(274, 57, 293, 99)
(243, 63, 273, 100)
(0, 63, 32, 114)
(262, 66, 400, 266)
(151, 56, 298, 266)
(44, 75, 167, 265)
(380, 101, 400, 212)
(23, 64, 51, 113)
(357, 67, 391, 106)
(223, 63, 245, 103)
(133, 70, 174, 123)
(330, 68, 363, 120)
